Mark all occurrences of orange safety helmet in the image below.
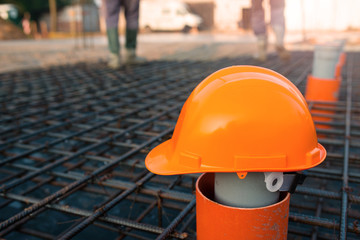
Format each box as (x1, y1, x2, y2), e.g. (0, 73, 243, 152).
(145, 66, 326, 177)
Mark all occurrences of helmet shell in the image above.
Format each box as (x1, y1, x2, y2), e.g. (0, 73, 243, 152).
(145, 66, 326, 175)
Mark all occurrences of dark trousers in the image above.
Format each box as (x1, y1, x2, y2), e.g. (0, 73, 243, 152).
(105, 0, 139, 30)
(251, 0, 285, 36)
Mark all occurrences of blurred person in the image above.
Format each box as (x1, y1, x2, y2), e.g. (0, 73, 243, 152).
(251, 0, 290, 61)
(22, 12, 31, 36)
(105, 0, 144, 68)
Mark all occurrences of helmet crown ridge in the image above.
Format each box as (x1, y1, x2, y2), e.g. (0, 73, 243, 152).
(145, 66, 326, 175)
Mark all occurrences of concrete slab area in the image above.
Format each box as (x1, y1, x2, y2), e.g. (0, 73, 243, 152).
(1, 31, 360, 73)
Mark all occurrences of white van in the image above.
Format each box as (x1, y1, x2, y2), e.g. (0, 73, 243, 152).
(139, 0, 202, 32)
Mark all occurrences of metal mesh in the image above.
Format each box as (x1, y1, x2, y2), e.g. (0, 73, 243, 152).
(0, 52, 359, 239)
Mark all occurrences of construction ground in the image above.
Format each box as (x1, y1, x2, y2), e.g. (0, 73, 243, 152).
(0, 31, 360, 239)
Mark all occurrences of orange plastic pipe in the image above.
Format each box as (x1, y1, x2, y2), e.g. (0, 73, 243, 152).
(196, 173, 290, 240)
(335, 53, 346, 79)
(339, 52, 346, 67)
(305, 75, 340, 130)
(335, 63, 342, 79)
(305, 75, 341, 102)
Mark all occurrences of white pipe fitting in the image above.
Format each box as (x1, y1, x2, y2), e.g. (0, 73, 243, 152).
(312, 43, 343, 79)
(214, 172, 280, 208)
(264, 172, 284, 192)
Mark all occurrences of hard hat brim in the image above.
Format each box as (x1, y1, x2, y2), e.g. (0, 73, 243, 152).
(315, 143, 327, 168)
(145, 140, 189, 175)
(145, 139, 327, 175)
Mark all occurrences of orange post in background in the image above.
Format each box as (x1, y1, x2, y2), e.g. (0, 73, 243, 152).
(305, 75, 341, 129)
(305, 42, 346, 130)
(335, 52, 346, 80)
(305, 75, 341, 102)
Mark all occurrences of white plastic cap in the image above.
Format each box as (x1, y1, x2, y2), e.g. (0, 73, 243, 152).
(264, 172, 284, 192)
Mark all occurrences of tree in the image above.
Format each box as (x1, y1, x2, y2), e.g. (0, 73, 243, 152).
(0, 0, 72, 21)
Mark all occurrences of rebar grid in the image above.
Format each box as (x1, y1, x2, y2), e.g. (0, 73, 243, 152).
(0, 52, 359, 240)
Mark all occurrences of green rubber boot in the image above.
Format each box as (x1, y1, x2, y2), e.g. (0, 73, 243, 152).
(272, 25, 290, 61)
(107, 28, 120, 68)
(125, 28, 137, 49)
(255, 35, 267, 62)
(125, 28, 146, 64)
